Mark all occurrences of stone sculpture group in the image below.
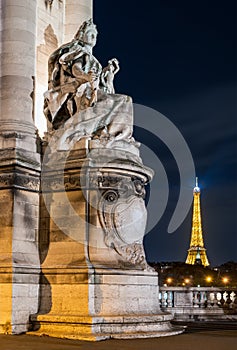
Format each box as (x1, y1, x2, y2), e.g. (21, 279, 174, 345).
(33, 19, 182, 340)
(42, 18, 153, 270)
(44, 19, 120, 129)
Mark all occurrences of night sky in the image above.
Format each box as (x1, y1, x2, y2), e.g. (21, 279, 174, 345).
(93, 0, 237, 266)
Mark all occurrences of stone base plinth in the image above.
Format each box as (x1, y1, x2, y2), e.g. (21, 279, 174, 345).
(30, 268, 184, 340)
(0, 267, 40, 334)
(30, 313, 182, 341)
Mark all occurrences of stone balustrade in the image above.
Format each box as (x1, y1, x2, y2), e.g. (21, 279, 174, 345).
(159, 287, 237, 321)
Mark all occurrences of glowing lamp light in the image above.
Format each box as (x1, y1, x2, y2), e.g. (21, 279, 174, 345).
(184, 278, 190, 284)
(166, 278, 172, 284)
(222, 277, 229, 284)
(206, 276, 212, 283)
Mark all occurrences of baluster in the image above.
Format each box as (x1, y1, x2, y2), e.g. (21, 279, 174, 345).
(216, 292, 222, 307)
(232, 292, 237, 312)
(167, 291, 173, 308)
(199, 291, 206, 308)
(219, 291, 225, 308)
(206, 292, 213, 308)
(212, 291, 219, 308)
(224, 291, 232, 309)
(229, 292, 235, 309)
(161, 291, 167, 308)
(159, 292, 162, 307)
(193, 291, 199, 307)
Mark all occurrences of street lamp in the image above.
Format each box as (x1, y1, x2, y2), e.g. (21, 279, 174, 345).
(222, 277, 229, 285)
(206, 276, 212, 283)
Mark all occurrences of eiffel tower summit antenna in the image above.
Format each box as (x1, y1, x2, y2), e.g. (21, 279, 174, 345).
(185, 178, 210, 267)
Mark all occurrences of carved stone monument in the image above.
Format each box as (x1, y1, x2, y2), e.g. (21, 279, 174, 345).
(30, 19, 183, 340)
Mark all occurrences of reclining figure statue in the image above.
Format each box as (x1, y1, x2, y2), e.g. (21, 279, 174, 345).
(44, 19, 136, 152)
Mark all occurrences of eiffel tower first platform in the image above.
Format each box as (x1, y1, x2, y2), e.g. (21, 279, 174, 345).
(185, 178, 210, 267)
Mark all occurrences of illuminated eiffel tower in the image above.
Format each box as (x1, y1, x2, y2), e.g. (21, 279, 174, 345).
(185, 178, 210, 267)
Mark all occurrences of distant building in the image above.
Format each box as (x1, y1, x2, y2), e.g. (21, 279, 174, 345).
(185, 178, 210, 267)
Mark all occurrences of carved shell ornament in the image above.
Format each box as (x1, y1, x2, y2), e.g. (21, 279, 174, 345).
(97, 177, 151, 270)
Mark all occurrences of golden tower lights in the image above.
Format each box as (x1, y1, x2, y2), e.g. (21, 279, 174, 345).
(185, 178, 210, 267)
